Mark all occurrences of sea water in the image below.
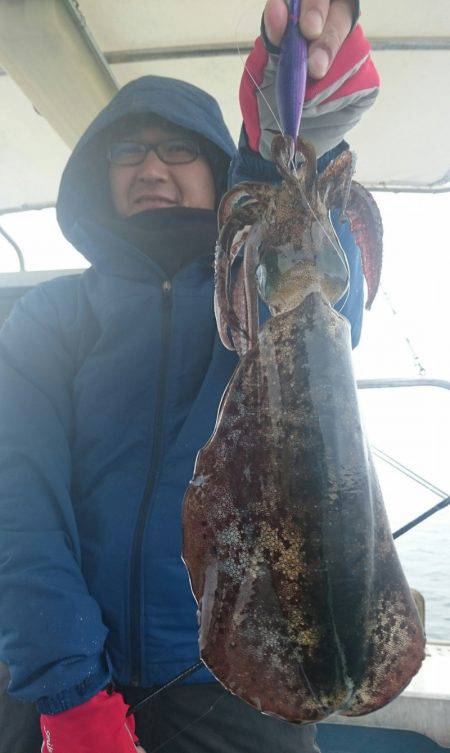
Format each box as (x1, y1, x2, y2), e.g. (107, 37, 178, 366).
(359, 387, 450, 642)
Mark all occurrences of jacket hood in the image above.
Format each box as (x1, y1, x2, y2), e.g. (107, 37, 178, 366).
(56, 76, 236, 244)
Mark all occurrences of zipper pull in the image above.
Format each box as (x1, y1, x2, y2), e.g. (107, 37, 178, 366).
(162, 279, 172, 308)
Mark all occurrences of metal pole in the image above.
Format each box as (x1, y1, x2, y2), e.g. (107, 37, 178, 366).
(0, 225, 25, 272)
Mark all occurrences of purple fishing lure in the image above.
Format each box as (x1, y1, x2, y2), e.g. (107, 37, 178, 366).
(275, 0, 308, 140)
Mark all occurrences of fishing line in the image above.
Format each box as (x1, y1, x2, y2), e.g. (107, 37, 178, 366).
(126, 663, 227, 752)
(234, 6, 285, 137)
(372, 446, 448, 499)
(300, 187, 351, 274)
(293, 178, 352, 309)
(147, 688, 229, 753)
(372, 447, 450, 538)
(381, 286, 427, 376)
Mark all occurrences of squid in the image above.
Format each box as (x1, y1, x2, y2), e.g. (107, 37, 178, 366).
(182, 132, 425, 723)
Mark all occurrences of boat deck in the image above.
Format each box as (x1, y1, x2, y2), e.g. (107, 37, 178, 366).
(320, 641, 450, 750)
(318, 724, 447, 752)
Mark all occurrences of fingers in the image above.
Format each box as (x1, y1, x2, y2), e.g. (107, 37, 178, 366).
(264, 0, 329, 48)
(306, 0, 353, 78)
(263, 0, 354, 79)
(299, 0, 329, 39)
(135, 747, 146, 752)
(263, 0, 288, 47)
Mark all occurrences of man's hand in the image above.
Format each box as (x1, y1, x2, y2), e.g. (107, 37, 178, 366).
(263, 0, 356, 78)
(136, 747, 146, 752)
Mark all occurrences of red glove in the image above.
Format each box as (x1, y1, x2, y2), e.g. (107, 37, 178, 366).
(240, 25, 380, 161)
(40, 689, 139, 753)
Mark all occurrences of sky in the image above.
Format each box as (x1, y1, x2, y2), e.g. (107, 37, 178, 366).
(0, 192, 449, 638)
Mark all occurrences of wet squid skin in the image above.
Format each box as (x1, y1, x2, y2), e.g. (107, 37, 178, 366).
(182, 136, 425, 722)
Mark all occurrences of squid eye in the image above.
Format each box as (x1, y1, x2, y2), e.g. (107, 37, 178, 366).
(236, 195, 253, 208)
(295, 153, 306, 169)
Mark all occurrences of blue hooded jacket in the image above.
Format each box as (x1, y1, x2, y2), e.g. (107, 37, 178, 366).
(0, 76, 363, 713)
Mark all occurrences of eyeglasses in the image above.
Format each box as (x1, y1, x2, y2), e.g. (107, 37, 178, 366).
(107, 138, 201, 167)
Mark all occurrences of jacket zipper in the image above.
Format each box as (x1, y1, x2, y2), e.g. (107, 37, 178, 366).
(129, 279, 173, 686)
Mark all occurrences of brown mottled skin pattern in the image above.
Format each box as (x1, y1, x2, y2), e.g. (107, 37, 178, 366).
(182, 135, 425, 723)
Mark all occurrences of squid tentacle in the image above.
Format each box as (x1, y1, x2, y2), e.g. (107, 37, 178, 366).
(242, 222, 264, 352)
(317, 151, 383, 309)
(215, 202, 266, 351)
(317, 149, 356, 215)
(218, 182, 274, 228)
(346, 182, 384, 309)
(296, 137, 318, 198)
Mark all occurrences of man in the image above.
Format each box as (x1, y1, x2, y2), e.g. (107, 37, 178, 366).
(0, 1, 379, 751)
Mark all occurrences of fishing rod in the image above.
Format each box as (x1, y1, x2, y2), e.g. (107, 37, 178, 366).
(393, 495, 450, 539)
(370, 446, 450, 537)
(127, 660, 204, 716)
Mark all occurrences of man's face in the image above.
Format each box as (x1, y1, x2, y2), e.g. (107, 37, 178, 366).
(108, 124, 216, 217)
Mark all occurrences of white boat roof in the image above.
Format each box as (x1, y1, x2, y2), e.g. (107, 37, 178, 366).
(0, 0, 449, 215)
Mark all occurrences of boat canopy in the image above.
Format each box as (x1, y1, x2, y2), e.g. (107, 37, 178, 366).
(0, 0, 449, 216)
